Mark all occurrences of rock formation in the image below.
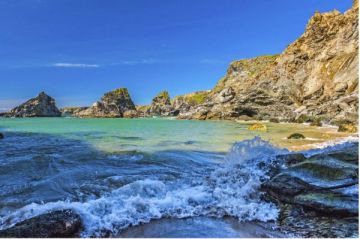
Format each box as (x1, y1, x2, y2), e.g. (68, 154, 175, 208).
(180, 1, 359, 124)
(60, 107, 88, 117)
(262, 142, 358, 237)
(4, 92, 61, 117)
(147, 91, 174, 116)
(0, 210, 82, 237)
(172, 90, 210, 115)
(75, 88, 136, 118)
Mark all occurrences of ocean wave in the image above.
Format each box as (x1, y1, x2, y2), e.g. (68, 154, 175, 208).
(0, 136, 357, 237)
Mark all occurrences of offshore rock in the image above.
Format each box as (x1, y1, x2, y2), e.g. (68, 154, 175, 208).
(75, 88, 136, 118)
(0, 209, 82, 238)
(146, 91, 176, 116)
(4, 92, 61, 117)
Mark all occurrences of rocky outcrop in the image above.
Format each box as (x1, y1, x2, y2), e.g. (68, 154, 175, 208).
(0, 210, 82, 237)
(262, 142, 359, 237)
(264, 145, 358, 215)
(60, 107, 88, 117)
(3, 92, 61, 117)
(172, 91, 210, 115)
(75, 88, 136, 118)
(181, 1, 359, 125)
(138, 91, 179, 117)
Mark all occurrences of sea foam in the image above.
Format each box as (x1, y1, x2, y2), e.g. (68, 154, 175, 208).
(0, 136, 354, 237)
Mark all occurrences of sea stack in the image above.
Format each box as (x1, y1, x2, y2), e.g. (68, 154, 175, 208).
(5, 91, 61, 117)
(147, 91, 173, 116)
(75, 87, 136, 117)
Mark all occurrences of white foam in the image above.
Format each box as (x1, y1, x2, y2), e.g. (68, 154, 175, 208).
(0, 136, 357, 237)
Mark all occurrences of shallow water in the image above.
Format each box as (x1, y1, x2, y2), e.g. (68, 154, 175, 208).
(0, 118, 357, 237)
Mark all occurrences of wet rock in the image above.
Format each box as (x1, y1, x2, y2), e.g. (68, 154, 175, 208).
(0, 133, 4, 139)
(277, 204, 358, 238)
(287, 133, 305, 139)
(0, 209, 82, 237)
(294, 192, 358, 216)
(248, 123, 267, 132)
(277, 153, 307, 166)
(4, 92, 61, 117)
(263, 143, 359, 217)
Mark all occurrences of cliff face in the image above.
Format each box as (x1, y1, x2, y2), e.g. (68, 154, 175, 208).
(75, 88, 136, 118)
(180, 1, 358, 123)
(5, 92, 61, 117)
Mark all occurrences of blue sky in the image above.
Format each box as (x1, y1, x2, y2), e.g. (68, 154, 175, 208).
(0, 0, 352, 109)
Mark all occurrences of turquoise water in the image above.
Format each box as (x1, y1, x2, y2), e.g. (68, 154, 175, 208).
(0, 117, 349, 152)
(0, 118, 355, 237)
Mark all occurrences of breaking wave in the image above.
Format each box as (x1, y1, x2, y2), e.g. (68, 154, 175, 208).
(0, 136, 353, 237)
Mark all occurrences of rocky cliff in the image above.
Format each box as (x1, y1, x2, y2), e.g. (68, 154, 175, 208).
(4, 92, 61, 117)
(180, 1, 359, 124)
(75, 88, 136, 118)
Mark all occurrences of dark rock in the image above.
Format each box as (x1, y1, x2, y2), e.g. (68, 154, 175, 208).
(294, 192, 358, 216)
(4, 92, 61, 117)
(310, 118, 322, 126)
(0, 133, 4, 139)
(262, 143, 359, 217)
(277, 153, 307, 166)
(269, 118, 280, 123)
(287, 133, 305, 139)
(0, 209, 82, 238)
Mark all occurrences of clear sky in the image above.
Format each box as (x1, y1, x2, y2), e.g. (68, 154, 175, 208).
(0, 0, 352, 110)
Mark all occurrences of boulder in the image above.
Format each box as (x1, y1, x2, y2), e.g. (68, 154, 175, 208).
(248, 123, 267, 132)
(0, 132, 4, 139)
(262, 143, 359, 217)
(338, 123, 357, 133)
(287, 133, 305, 139)
(4, 92, 61, 117)
(0, 210, 82, 237)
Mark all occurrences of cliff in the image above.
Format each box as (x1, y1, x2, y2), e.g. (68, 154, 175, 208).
(180, 1, 359, 124)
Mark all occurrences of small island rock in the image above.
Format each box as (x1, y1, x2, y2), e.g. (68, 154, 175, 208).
(4, 92, 61, 117)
